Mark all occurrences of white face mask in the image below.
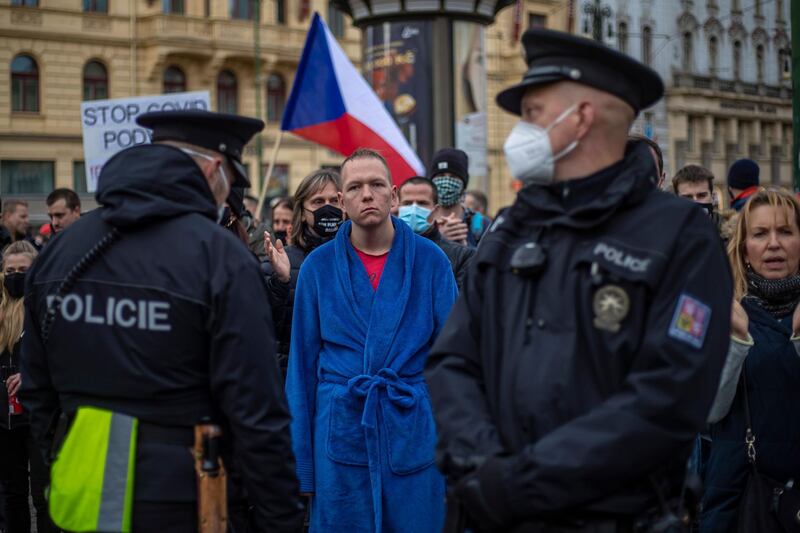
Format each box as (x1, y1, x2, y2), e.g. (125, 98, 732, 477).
(503, 103, 580, 186)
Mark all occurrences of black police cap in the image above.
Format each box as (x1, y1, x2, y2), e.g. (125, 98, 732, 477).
(496, 28, 664, 116)
(136, 110, 264, 187)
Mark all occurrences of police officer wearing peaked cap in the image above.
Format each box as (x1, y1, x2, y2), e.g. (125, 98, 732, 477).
(20, 110, 305, 532)
(424, 28, 732, 532)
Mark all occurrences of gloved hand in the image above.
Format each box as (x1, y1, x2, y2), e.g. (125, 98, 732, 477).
(451, 456, 516, 532)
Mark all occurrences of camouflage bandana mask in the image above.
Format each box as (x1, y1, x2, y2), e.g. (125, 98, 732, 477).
(433, 176, 465, 207)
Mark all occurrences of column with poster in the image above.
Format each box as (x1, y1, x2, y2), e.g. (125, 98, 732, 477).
(363, 21, 434, 168)
(453, 21, 488, 192)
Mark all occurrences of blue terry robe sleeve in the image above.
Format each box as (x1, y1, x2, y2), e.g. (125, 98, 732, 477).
(433, 257, 459, 338)
(286, 260, 322, 493)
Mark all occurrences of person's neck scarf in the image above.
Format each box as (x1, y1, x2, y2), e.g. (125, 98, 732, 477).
(745, 267, 800, 317)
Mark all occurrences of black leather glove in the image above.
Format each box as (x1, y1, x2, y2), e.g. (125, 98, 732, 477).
(452, 456, 516, 532)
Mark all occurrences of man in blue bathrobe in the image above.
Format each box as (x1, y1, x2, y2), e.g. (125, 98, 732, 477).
(286, 148, 458, 532)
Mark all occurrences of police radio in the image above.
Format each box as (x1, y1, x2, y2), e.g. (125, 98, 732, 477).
(510, 241, 547, 277)
(510, 227, 547, 278)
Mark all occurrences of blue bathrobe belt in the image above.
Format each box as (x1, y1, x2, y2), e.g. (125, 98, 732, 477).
(319, 368, 424, 429)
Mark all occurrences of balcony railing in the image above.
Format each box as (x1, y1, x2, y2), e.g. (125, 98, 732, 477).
(136, 14, 361, 59)
(672, 71, 791, 99)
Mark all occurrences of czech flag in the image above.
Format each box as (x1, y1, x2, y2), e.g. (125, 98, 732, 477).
(281, 13, 424, 185)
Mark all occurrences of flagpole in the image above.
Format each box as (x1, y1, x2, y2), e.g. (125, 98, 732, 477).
(256, 131, 285, 218)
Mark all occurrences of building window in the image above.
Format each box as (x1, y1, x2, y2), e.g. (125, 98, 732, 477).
(163, 66, 186, 93)
(275, 0, 285, 23)
(266, 74, 285, 122)
(756, 44, 764, 83)
(709, 36, 718, 75)
(83, 0, 108, 12)
(528, 13, 546, 28)
(11, 0, 38, 6)
(162, 0, 184, 14)
(733, 40, 742, 80)
(771, 145, 782, 184)
(261, 163, 289, 199)
(641, 26, 652, 66)
(779, 48, 790, 80)
(0, 160, 54, 195)
(682, 31, 693, 72)
(617, 21, 628, 54)
(230, 0, 253, 19)
(11, 54, 39, 113)
(73, 161, 89, 194)
(328, 2, 345, 37)
(83, 61, 109, 101)
(687, 117, 696, 153)
(217, 70, 238, 114)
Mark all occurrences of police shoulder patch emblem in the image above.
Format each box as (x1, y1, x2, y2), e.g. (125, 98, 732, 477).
(668, 293, 712, 349)
(593, 285, 630, 333)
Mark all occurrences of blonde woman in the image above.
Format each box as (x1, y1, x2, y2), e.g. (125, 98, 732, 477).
(0, 241, 53, 532)
(702, 188, 800, 532)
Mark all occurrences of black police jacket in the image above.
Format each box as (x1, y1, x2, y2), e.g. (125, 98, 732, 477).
(425, 143, 732, 527)
(262, 244, 308, 371)
(19, 144, 304, 531)
(423, 225, 475, 290)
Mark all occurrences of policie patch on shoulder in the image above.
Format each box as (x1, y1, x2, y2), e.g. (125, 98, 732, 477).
(668, 294, 712, 349)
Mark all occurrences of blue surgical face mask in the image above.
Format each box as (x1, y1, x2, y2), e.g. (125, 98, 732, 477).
(399, 203, 432, 234)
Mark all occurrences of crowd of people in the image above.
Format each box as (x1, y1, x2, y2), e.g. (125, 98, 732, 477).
(0, 26, 798, 533)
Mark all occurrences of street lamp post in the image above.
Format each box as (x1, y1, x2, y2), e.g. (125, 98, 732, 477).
(253, 0, 264, 202)
(583, 0, 612, 42)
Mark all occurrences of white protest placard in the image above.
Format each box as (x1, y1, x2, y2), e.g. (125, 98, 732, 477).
(80, 91, 211, 192)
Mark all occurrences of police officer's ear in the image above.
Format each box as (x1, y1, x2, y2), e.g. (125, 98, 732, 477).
(572, 101, 595, 141)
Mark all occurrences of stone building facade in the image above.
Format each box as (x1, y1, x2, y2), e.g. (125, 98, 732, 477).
(1, 0, 568, 220)
(575, 0, 793, 190)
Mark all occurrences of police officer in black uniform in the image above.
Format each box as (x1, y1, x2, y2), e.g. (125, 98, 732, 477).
(20, 110, 304, 531)
(425, 29, 732, 532)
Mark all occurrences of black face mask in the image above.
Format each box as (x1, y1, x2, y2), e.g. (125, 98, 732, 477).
(273, 230, 288, 244)
(310, 205, 343, 236)
(3, 272, 26, 299)
(698, 202, 714, 216)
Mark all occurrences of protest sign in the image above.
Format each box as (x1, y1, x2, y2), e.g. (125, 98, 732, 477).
(80, 91, 210, 192)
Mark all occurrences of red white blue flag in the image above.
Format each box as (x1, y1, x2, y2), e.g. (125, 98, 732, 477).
(281, 13, 424, 185)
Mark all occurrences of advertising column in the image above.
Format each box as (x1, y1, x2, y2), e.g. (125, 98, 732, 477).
(363, 21, 434, 168)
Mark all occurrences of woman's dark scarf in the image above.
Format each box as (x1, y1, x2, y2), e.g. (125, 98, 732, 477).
(745, 267, 800, 317)
(302, 225, 334, 252)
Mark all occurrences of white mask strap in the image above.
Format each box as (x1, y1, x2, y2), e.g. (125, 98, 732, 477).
(545, 103, 579, 133)
(181, 148, 229, 192)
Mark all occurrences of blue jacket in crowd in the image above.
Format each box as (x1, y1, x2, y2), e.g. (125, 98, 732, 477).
(701, 298, 800, 532)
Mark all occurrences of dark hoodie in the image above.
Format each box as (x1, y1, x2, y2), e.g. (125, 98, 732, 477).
(426, 142, 733, 529)
(20, 144, 304, 530)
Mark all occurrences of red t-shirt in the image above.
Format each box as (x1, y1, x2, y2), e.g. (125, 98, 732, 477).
(355, 248, 389, 291)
